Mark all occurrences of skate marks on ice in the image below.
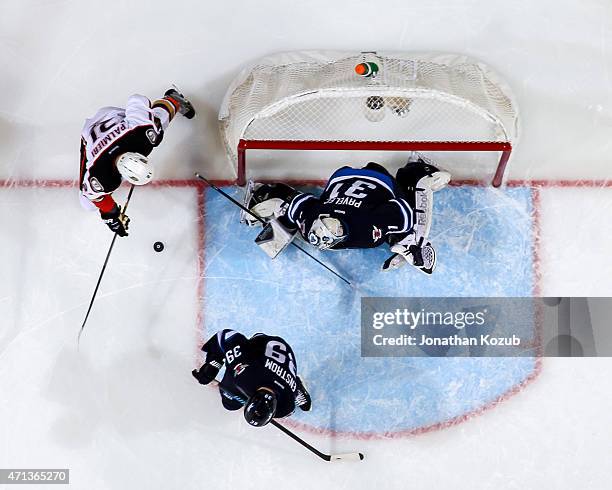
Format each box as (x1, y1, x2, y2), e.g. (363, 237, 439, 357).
(202, 185, 537, 435)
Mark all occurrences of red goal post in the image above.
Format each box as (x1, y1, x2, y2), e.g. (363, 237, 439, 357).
(220, 51, 518, 187)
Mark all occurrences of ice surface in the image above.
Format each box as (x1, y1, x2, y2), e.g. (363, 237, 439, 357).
(204, 186, 537, 434)
(2, 181, 612, 490)
(2, 0, 612, 488)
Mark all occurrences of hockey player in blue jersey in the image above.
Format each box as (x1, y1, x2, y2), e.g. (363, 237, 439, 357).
(192, 329, 311, 427)
(241, 155, 450, 274)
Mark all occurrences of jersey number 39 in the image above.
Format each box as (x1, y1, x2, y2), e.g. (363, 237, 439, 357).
(264, 341, 296, 376)
(225, 346, 241, 364)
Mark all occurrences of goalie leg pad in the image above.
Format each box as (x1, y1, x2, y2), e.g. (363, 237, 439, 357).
(396, 156, 451, 193)
(413, 187, 434, 241)
(397, 162, 445, 245)
(418, 171, 451, 192)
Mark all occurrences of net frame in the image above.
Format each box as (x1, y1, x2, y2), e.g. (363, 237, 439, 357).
(219, 51, 518, 187)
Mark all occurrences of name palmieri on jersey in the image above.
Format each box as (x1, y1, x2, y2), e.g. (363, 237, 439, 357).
(91, 122, 128, 158)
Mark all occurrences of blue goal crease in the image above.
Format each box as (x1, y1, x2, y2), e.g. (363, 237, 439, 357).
(201, 185, 537, 434)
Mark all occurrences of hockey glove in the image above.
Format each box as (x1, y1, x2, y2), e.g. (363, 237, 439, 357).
(241, 181, 296, 226)
(295, 376, 312, 412)
(382, 238, 437, 275)
(192, 362, 221, 386)
(100, 204, 130, 237)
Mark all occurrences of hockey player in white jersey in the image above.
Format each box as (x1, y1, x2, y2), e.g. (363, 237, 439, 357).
(242, 156, 450, 274)
(79, 89, 195, 236)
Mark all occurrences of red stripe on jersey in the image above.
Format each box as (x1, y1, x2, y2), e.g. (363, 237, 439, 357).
(79, 137, 87, 185)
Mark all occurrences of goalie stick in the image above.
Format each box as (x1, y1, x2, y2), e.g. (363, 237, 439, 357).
(210, 381, 364, 462)
(194, 173, 352, 287)
(77, 185, 135, 346)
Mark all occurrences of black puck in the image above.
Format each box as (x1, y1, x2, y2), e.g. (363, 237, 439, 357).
(153, 241, 164, 252)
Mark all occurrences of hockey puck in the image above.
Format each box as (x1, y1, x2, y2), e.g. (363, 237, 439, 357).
(153, 241, 164, 252)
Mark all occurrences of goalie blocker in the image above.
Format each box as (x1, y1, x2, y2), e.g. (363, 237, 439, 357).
(243, 155, 450, 274)
(255, 219, 297, 259)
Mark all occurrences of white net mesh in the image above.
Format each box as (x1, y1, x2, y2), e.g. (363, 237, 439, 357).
(219, 51, 518, 184)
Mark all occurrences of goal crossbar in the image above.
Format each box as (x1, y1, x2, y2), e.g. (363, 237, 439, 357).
(237, 139, 512, 187)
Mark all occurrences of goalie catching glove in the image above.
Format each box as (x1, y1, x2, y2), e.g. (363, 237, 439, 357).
(100, 204, 130, 237)
(241, 181, 298, 226)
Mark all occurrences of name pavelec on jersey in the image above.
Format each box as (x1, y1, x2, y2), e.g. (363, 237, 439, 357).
(323, 195, 364, 208)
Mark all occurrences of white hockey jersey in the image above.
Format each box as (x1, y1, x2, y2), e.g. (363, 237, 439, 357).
(79, 94, 165, 209)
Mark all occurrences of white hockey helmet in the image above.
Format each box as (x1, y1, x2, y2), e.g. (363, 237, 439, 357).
(307, 215, 347, 250)
(116, 152, 153, 185)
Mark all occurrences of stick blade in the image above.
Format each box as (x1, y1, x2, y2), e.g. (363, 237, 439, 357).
(330, 452, 364, 462)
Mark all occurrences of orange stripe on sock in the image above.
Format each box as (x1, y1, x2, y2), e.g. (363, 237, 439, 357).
(165, 96, 181, 111)
(153, 99, 176, 119)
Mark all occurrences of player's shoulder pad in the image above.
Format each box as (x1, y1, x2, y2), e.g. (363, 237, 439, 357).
(216, 329, 246, 350)
(326, 167, 396, 195)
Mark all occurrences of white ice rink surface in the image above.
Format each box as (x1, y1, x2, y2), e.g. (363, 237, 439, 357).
(2, 0, 612, 489)
(1, 184, 611, 490)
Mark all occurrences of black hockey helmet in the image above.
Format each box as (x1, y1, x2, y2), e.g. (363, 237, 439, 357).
(244, 387, 277, 427)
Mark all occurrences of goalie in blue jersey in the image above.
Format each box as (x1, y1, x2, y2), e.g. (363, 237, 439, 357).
(241, 155, 450, 274)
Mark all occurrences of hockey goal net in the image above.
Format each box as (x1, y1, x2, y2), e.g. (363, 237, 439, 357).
(219, 51, 518, 186)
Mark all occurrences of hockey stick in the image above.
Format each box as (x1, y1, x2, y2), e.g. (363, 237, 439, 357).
(77, 185, 135, 346)
(194, 173, 352, 287)
(269, 419, 364, 462)
(209, 380, 364, 462)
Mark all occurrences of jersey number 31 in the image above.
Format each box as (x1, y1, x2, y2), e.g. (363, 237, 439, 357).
(328, 180, 377, 200)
